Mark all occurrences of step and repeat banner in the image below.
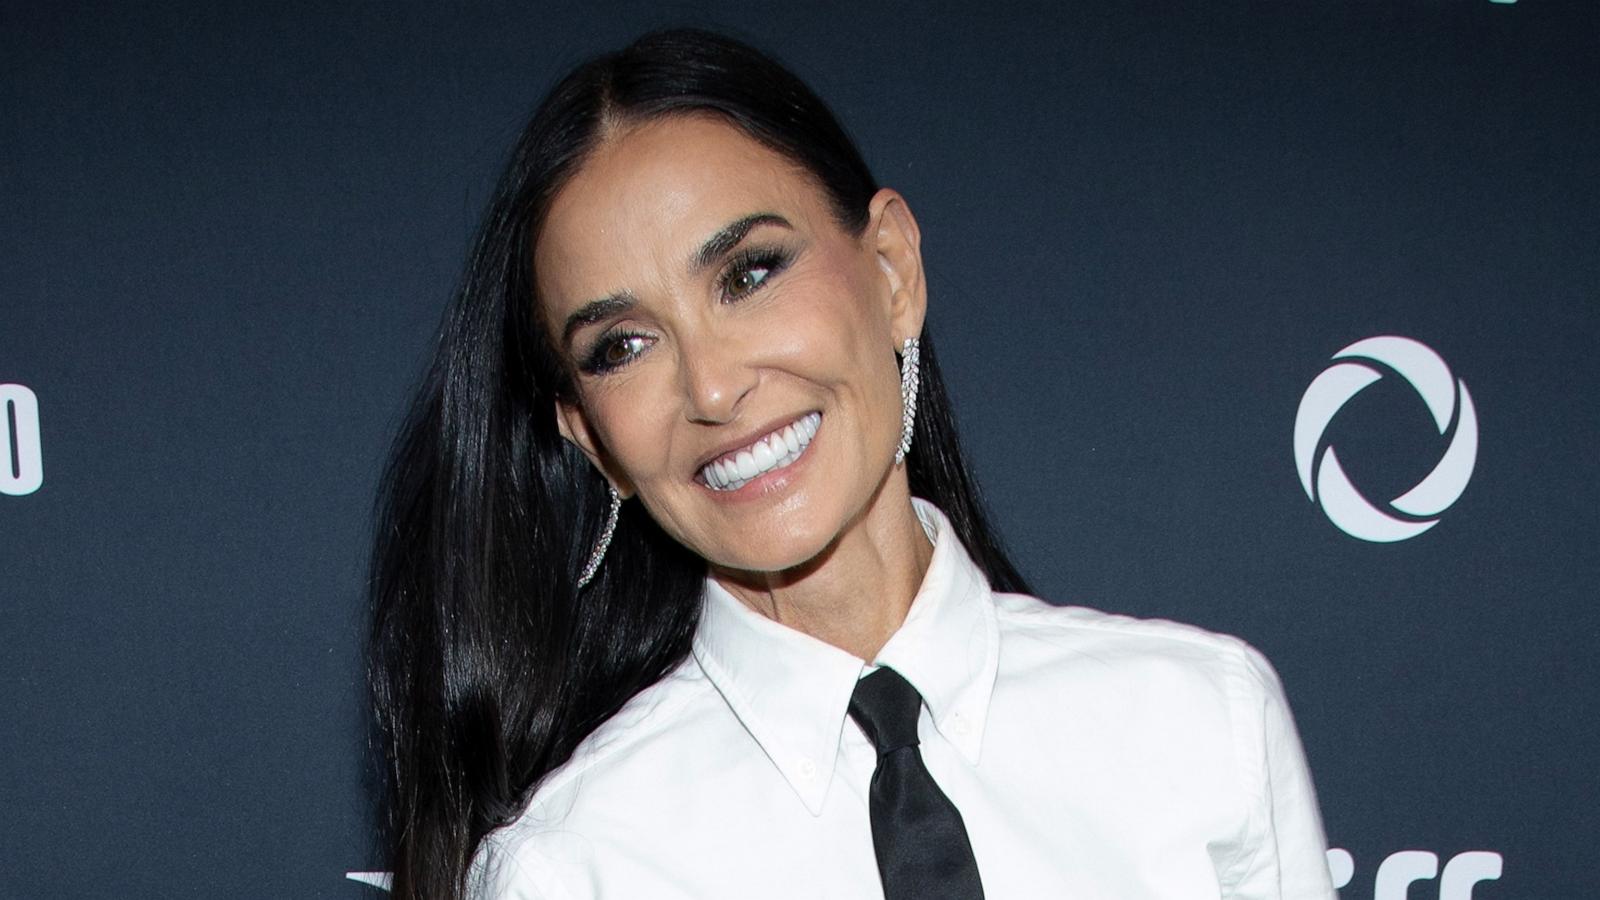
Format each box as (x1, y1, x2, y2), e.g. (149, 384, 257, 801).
(3, 2, 1594, 898)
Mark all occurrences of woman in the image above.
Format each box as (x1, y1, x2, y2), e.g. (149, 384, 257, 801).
(368, 28, 1336, 900)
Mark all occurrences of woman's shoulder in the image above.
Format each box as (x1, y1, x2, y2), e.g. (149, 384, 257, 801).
(982, 593, 1333, 898)
(984, 592, 1303, 812)
(988, 590, 1287, 699)
(509, 654, 723, 812)
(467, 655, 742, 896)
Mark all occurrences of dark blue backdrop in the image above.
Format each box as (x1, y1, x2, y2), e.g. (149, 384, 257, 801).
(3, 1, 1595, 897)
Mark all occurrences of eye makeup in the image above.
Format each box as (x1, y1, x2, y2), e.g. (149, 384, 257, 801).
(575, 242, 800, 377)
(579, 331, 653, 375)
(716, 244, 795, 302)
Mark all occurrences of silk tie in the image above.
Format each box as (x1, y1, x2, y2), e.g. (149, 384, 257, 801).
(848, 666, 985, 899)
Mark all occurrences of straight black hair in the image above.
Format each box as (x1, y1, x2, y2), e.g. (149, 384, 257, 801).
(367, 27, 1029, 900)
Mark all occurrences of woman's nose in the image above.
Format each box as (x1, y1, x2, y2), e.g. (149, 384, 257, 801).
(679, 333, 757, 425)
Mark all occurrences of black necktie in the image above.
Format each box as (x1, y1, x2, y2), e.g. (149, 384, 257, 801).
(848, 666, 985, 899)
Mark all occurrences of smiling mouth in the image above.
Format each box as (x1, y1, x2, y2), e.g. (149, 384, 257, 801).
(698, 412, 821, 492)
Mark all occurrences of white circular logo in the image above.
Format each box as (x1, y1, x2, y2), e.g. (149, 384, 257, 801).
(1293, 336, 1478, 542)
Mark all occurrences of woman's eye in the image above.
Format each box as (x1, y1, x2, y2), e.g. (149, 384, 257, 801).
(584, 333, 652, 374)
(725, 264, 772, 299)
(605, 335, 649, 365)
(719, 248, 792, 301)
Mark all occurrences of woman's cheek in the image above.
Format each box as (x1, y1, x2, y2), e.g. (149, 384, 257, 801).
(598, 368, 674, 472)
(783, 282, 873, 359)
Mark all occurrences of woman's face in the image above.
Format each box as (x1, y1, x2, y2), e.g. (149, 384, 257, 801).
(536, 114, 926, 574)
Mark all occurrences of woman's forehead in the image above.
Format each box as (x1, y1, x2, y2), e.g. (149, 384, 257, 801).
(535, 115, 827, 289)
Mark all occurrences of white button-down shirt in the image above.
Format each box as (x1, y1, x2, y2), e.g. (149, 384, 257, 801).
(473, 500, 1336, 899)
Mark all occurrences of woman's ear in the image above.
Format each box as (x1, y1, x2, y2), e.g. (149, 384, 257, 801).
(867, 187, 928, 344)
(555, 398, 635, 498)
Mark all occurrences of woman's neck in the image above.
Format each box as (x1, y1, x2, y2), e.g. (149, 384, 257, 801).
(709, 476, 935, 662)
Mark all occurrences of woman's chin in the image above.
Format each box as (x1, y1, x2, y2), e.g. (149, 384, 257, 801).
(702, 517, 844, 581)
(708, 542, 829, 581)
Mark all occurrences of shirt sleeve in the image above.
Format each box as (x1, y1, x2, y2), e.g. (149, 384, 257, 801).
(1222, 643, 1338, 900)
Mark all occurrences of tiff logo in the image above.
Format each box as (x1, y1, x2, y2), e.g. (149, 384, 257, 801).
(1, 383, 43, 496)
(1329, 849, 1503, 899)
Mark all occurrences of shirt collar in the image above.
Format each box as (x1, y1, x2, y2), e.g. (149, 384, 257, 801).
(691, 498, 1000, 815)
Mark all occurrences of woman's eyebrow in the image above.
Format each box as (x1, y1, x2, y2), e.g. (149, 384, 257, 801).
(689, 212, 792, 274)
(560, 213, 791, 350)
(562, 291, 636, 350)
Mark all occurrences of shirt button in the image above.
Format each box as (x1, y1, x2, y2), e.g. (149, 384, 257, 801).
(797, 757, 817, 779)
(951, 714, 972, 737)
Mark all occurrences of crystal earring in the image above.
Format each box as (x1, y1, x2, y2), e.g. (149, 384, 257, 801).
(894, 336, 920, 466)
(576, 484, 621, 590)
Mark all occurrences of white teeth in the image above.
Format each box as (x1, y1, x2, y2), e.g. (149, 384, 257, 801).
(751, 438, 777, 470)
(700, 412, 822, 491)
(735, 450, 758, 480)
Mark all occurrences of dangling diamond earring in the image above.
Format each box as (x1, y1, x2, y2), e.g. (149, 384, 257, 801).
(894, 336, 920, 466)
(576, 484, 621, 590)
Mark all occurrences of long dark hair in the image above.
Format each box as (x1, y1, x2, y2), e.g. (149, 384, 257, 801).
(367, 27, 1029, 900)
